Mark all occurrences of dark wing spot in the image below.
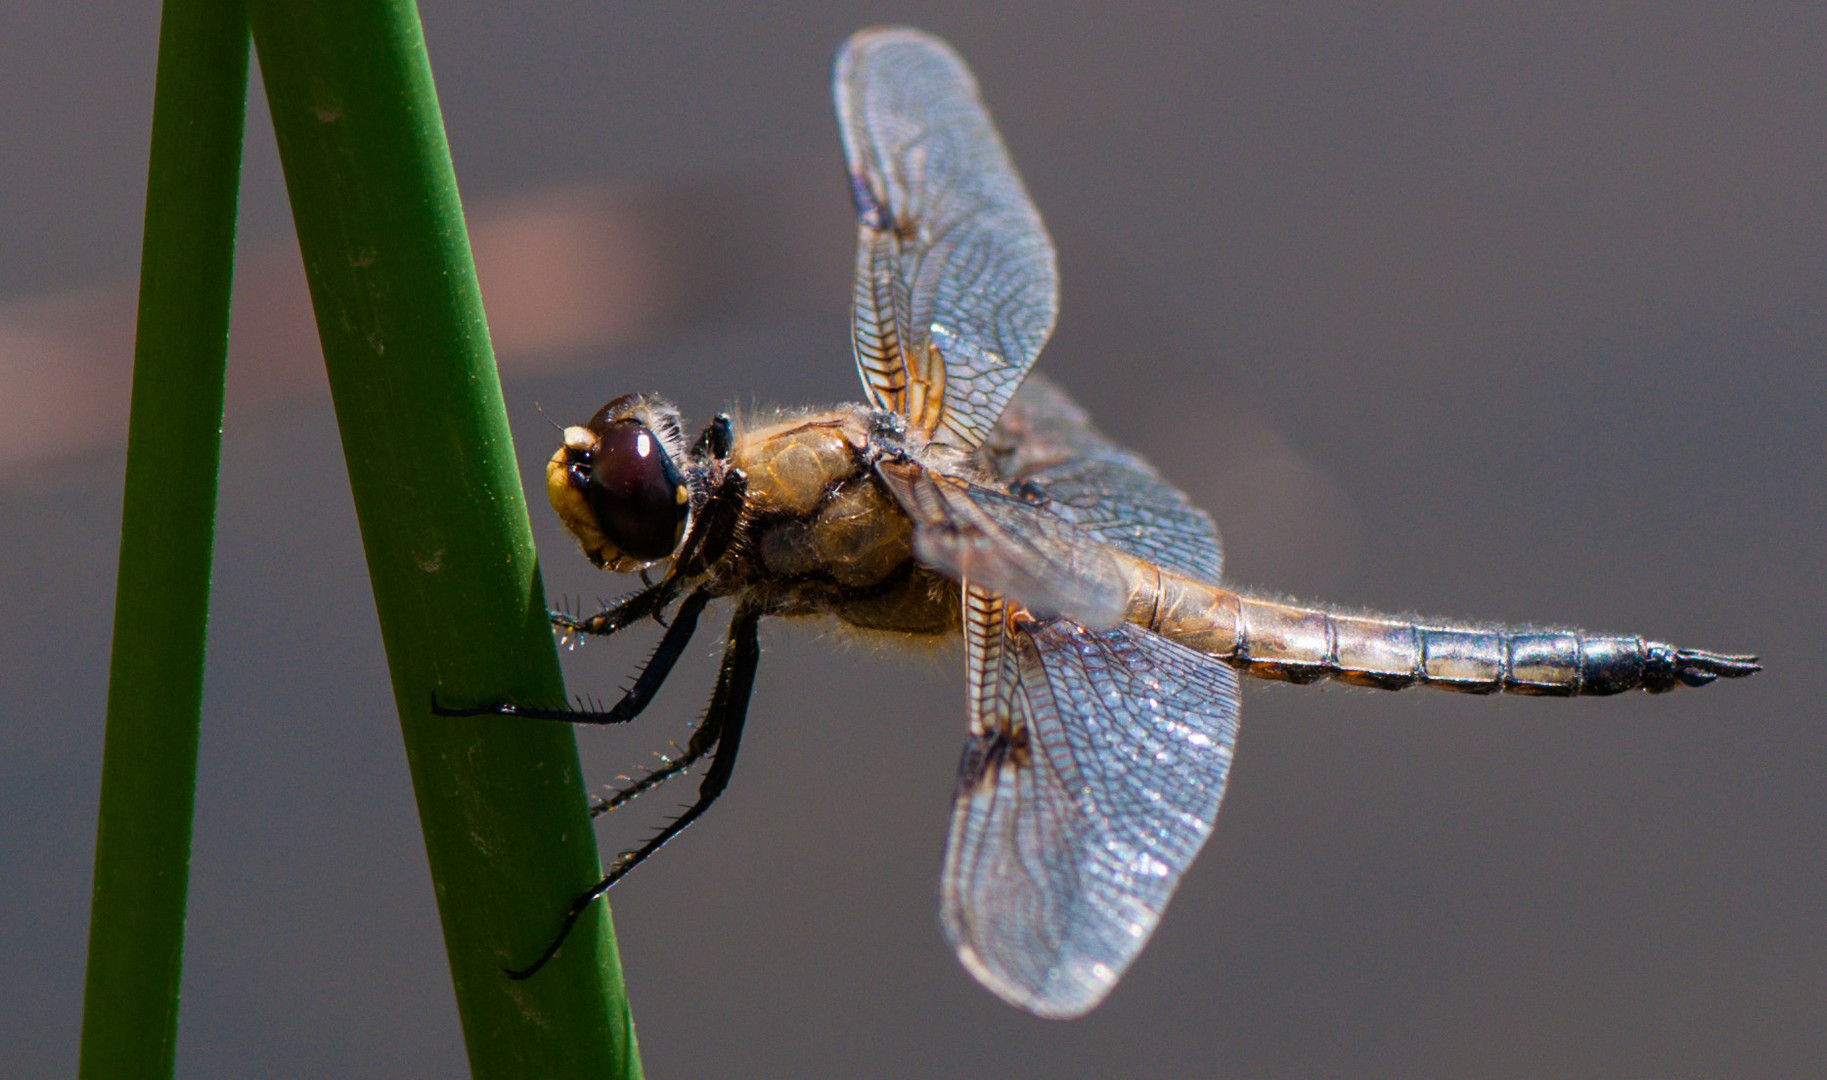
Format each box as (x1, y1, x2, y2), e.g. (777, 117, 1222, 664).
(848, 171, 893, 231)
(1011, 479, 1049, 505)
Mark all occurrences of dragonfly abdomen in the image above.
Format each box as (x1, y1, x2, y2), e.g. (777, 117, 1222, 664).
(1126, 562, 1759, 696)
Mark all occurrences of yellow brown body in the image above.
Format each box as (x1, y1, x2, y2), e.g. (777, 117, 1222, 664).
(702, 408, 959, 635)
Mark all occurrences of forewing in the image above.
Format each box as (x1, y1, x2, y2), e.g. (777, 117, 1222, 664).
(943, 614, 1242, 1018)
(835, 28, 1059, 450)
(986, 375, 1223, 583)
(876, 458, 1127, 630)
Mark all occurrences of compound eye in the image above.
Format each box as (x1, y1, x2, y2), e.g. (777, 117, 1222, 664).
(585, 421, 687, 561)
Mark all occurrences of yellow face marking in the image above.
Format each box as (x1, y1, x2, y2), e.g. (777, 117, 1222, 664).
(546, 444, 611, 567)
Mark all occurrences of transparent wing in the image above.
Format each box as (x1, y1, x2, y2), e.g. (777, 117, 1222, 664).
(985, 375, 1224, 584)
(835, 27, 1059, 450)
(876, 458, 1128, 630)
(944, 607, 1243, 1018)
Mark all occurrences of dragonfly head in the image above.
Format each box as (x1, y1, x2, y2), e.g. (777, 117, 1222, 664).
(547, 394, 693, 571)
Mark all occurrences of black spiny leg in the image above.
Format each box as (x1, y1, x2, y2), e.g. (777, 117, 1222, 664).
(507, 605, 763, 980)
(434, 590, 710, 724)
(692, 413, 734, 461)
(553, 577, 676, 640)
(675, 467, 747, 576)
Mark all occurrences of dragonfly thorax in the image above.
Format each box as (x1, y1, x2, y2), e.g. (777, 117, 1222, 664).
(714, 406, 954, 633)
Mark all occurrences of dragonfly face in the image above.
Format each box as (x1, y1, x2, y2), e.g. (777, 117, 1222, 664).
(448, 25, 1759, 1018)
(546, 393, 697, 571)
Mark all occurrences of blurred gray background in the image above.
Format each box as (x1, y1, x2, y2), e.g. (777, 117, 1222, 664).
(3, 2, 1822, 1077)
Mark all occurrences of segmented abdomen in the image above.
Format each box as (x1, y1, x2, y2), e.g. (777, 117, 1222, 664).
(1121, 559, 1759, 696)
(1226, 603, 1686, 695)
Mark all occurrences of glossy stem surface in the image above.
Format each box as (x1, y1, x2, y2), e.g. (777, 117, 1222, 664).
(246, 0, 641, 1074)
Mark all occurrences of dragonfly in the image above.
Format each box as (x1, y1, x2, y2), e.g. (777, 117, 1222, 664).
(442, 26, 1761, 1018)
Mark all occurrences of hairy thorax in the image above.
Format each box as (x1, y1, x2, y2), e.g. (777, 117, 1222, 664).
(719, 408, 959, 635)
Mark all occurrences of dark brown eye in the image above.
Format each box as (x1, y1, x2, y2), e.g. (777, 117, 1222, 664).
(586, 420, 687, 560)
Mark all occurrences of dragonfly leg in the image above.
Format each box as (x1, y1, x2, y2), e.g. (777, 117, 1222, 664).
(580, 600, 750, 813)
(691, 412, 734, 461)
(507, 605, 762, 980)
(587, 753, 697, 819)
(675, 467, 747, 574)
(552, 578, 677, 639)
(434, 590, 711, 724)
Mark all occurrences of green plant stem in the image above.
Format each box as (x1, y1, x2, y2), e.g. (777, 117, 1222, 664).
(78, 1, 247, 1077)
(244, 1, 640, 1076)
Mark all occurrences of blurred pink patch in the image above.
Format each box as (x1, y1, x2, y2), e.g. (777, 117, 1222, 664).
(0, 183, 677, 477)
